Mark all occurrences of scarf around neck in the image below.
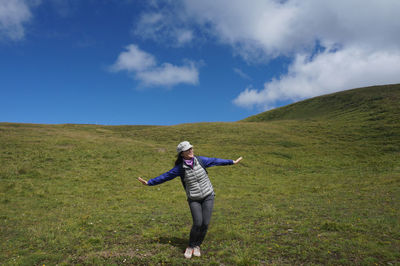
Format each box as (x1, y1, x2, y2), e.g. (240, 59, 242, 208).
(183, 157, 194, 168)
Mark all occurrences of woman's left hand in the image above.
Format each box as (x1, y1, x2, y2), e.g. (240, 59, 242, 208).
(233, 157, 243, 164)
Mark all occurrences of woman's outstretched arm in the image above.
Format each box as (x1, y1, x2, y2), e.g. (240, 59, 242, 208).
(199, 156, 243, 167)
(137, 165, 181, 186)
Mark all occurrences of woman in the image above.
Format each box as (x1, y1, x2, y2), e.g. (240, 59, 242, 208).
(138, 141, 242, 259)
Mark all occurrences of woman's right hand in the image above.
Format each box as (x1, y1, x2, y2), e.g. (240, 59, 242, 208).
(138, 177, 148, 185)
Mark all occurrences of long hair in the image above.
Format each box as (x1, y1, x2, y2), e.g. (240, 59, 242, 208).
(175, 152, 183, 166)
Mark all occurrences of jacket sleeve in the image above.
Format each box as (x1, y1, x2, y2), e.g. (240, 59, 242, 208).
(198, 156, 234, 168)
(147, 165, 182, 186)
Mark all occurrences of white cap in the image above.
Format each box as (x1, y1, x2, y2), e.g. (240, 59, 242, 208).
(176, 141, 193, 154)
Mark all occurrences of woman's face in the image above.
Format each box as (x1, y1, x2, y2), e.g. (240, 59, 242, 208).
(181, 148, 194, 160)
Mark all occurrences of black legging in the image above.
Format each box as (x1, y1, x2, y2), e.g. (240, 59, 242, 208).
(188, 193, 215, 248)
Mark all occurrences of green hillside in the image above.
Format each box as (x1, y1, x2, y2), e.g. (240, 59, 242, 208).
(0, 85, 399, 265)
(243, 83, 400, 123)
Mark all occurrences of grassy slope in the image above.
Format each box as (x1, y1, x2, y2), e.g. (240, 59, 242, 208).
(243, 84, 400, 123)
(1, 84, 399, 265)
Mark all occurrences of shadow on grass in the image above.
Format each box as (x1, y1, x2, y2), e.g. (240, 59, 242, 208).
(156, 236, 188, 251)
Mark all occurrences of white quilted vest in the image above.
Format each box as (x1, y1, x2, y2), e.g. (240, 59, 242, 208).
(182, 157, 214, 200)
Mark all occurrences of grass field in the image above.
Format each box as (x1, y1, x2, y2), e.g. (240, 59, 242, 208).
(1, 84, 399, 265)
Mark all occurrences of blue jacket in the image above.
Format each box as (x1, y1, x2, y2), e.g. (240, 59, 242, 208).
(147, 156, 234, 186)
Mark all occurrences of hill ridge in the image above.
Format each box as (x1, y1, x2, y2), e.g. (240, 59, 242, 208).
(242, 83, 400, 122)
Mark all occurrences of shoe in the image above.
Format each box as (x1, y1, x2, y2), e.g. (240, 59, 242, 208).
(193, 246, 201, 257)
(184, 247, 193, 259)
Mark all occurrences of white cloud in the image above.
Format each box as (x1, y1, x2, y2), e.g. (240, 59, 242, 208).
(181, 0, 400, 59)
(111, 44, 156, 72)
(233, 86, 266, 109)
(135, 0, 400, 105)
(111, 44, 199, 87)
(183, 0, 301, 59)
(134, 12, 164, 41)
(234, 47, 400, 110)
(0, 0, 34, 40)
(178, 0, 400, 108)
(134, 11, 193, 46)
(137, 62, 198, 87)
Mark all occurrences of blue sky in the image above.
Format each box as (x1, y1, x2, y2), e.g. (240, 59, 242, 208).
(1, 0, 400, 125)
